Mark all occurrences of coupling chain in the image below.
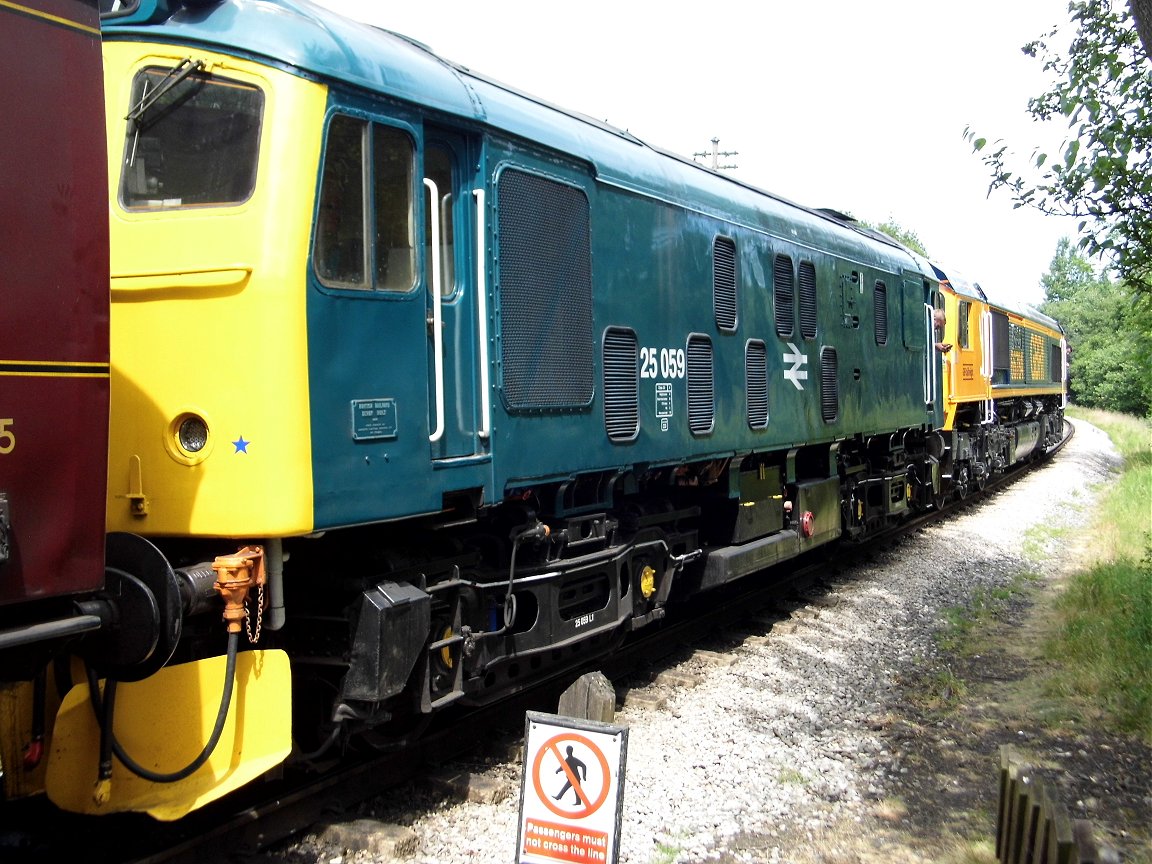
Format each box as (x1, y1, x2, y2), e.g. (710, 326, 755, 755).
(245, 582, 264, 643)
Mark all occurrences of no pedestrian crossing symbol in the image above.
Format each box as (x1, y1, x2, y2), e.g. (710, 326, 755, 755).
(517, 711, 628, 864)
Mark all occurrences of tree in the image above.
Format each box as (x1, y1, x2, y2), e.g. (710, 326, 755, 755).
(1040, 238, 1152, 415)
(966, 1, 1152, 294)
(1133, 0, 1152, 57)
(872, 219, 929, 258)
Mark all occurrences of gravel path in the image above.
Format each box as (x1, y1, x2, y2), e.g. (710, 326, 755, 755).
(276, 419, 1120, 864)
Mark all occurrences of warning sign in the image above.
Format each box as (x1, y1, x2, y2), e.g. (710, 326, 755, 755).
(517, 711, 628, 864)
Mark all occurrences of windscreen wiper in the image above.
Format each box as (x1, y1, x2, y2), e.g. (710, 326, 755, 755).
(125, 58, 205, 127)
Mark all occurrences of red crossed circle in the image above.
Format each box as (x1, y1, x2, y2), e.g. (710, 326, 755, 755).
(531, 732, 611, 819)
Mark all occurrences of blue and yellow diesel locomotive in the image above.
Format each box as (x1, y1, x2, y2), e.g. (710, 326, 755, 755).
(0, 0, 1065, 821)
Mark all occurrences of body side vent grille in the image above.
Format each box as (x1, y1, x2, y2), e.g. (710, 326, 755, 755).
(713, 236, 737, 332)
(874, 281, 888, 345)
(746, 339, 768, 428)
(497, 169, 593, 409)
(798, 260, 817, 339)
(603, 328, 639, 441)
(820, 346, 839, 423)
(686, 334, 714, 435)
(773, 254, 794, 338)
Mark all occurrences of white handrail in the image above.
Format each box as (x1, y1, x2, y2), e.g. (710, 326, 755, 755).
(424, 178, 445, 443)
(1060, 336, 1068, 408)
(981, 309, 992, 379)
(981, 310, 994, 423)
(923, 304, 936, 405)
(473, 189, 491, 440)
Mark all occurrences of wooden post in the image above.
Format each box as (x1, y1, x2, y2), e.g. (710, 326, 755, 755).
(557, 671, 616, 723)
(998, 745, 1013, 860)
(996, 746, 1117, 864)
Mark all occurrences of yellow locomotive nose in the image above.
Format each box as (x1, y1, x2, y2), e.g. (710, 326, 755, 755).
(47, 650, 292, 820)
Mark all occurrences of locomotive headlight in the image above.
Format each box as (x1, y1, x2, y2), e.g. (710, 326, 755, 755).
(178, 416, 209, 453)
(166, 412, 214, 465)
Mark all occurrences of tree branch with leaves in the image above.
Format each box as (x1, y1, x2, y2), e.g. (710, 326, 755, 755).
(966, 0, 1152, 293)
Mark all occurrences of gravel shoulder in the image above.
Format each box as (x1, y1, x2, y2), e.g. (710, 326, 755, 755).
(270, 420, 1151, 864)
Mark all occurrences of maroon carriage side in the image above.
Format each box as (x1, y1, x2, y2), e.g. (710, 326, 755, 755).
(0, 0, 110, 671)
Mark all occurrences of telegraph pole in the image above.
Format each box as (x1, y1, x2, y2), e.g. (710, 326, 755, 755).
(693, 137, 738, 170)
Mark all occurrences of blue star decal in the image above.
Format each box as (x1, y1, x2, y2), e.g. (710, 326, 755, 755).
(232, 436, 250, 454)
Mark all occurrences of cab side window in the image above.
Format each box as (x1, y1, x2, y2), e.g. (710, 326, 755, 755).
(424, 143, 456, 296)
(315, 115, 414, 291)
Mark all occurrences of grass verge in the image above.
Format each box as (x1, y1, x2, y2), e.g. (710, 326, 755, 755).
(1051, 407, 1152, 741)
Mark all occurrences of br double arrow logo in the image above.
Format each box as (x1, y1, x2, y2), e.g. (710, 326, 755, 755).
(783, 342, 808, 390)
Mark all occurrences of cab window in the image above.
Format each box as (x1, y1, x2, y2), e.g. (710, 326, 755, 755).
(958, 301, 972, 349)
(424, 143, 456, 297)
(121, 64, 263, 210)
(314, 115, 415, 292)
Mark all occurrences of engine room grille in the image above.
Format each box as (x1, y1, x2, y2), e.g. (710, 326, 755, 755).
(1029, 333, 1046, 382)
(1010, 324, 1027, 380)
(497, 169, 593, 410)
(686, 334, 714, 435)
(713, 236, 737, 331)
(874, 281, 888, 345)
(603, 327, 639, 441)
(746, 339, 768, 428)
(820, 346, 839, 422)
(798, 260, 817, 339)
(1050, 343, 1062, 383)
(773, 253, 794, 337)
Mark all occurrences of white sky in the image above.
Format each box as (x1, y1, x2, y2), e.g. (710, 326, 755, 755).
(310, 0, 1081, 310)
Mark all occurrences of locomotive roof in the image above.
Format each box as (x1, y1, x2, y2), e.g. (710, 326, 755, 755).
(102, 0, 934, 279)
(928, 261, 1063, 333)
(994, 300, 1063, 333)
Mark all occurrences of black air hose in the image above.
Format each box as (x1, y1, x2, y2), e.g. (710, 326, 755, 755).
(86, 630, 240, 784)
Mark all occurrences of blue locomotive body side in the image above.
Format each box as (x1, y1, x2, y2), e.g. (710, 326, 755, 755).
(105, 0, 939, 531)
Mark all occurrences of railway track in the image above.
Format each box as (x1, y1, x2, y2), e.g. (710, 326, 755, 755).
(0, 423, 1074, 864)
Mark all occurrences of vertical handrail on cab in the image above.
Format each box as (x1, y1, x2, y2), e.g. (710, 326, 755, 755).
(425, 178, 445, 443)
(949, 327, 958, 400)
(1060, 336, 1068, 408)
(981, 310, 994, 424)
(923, 304, 936, 405)
(473, 189, 491, 440)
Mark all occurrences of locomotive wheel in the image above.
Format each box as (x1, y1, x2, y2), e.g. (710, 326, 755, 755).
(932, 471, 948, 510)
(955, 465, 970, 500)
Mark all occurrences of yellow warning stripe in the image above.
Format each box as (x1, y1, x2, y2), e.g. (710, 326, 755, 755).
(0, 360, 109, 378)
(0, 0, 101, 36)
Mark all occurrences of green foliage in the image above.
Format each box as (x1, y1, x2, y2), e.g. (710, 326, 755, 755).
(937, 582, 1032, 654)
(1065, 406, 1152, 561)
(1048, 553, 1152, 738)
(965, 1, 1152, 293)
(869, 219, 930, 257)
(1039, 238, 1152, 415)
(1049, 406, 1152, 739)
